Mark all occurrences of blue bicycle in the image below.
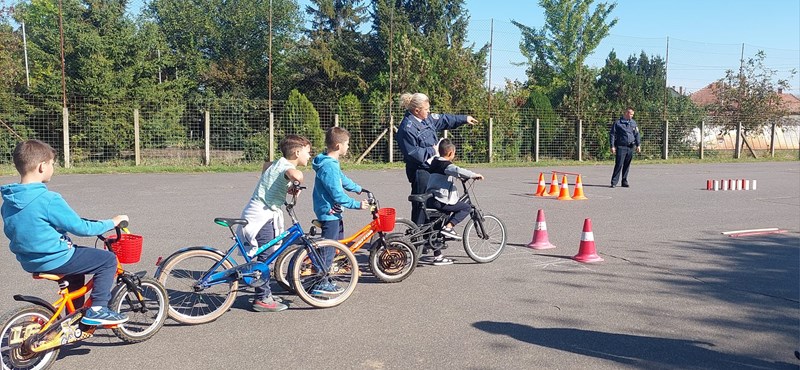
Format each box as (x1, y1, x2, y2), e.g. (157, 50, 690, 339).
(154, 183, 358, 325)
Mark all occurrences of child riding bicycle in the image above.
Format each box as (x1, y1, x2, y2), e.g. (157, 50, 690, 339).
(1, 139, 129, 325)
(312, 127, 368, 295)
(425, 138, 484, 265)
(237, 135, 312, 312)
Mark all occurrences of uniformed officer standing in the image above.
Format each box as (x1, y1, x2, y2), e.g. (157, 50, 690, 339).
(609, 107, 641, 188)
(396, 92, 477, 225)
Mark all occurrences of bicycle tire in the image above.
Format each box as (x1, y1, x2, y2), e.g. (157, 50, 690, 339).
(0, 305, 59, 370)
(110, 276, 168, 343)
(155, 249, 237, 324)
(272, 244, 302, 293)
(291, 239, 358, 308)
(368, 235, 418, 283)
(463, 213, 507, 263)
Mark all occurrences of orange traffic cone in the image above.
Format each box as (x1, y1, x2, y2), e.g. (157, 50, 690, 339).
(572, 175, 588, 200)
(546, 173, 560, 196)
(573, 218, 603, 263)
(557, 175, 573, 201)
(534, 172, 547, 196)
(527, 209, 556, 250)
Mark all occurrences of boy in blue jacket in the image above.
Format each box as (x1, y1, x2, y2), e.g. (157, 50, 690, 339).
(1, 140, 129, 325)
(311, 127, 367, 296)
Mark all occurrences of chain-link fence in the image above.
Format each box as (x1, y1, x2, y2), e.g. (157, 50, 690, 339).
(1, 93, 797, 167)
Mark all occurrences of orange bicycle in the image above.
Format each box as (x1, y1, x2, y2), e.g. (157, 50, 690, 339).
(0, 221, 168, 370)
(273, 190, 417, 290)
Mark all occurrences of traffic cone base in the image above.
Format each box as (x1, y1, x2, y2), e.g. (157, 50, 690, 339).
(573, 218, 603, 263)
(572, 174, 588, 200)
(527, 209, 556, 250)
(557, 175, 573, 201)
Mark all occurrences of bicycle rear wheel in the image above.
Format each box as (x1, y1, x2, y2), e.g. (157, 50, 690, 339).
(155, 249, 237, 324)
(291, 240, 358, 308)
(110, 276, 168, 343)
(463, 213, 507, 263)
(0, 305, 59, 370)
(272, 244, 302, 293)
(368, 235, 418, 283)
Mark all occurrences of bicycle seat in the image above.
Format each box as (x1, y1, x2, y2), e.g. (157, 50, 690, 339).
(33, 273, 64, 281)
(408, 193, 433, 203)
(214, 218, 248, 227)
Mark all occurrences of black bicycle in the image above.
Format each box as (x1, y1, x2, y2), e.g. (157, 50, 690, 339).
(393, 178, 507, 263)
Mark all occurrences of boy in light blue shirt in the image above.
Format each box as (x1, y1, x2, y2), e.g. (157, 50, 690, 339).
(311, 127, 367, 296)
(1, 140, 129, 325)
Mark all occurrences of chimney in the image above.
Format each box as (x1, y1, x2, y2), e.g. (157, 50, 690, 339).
(778, 88, 783, 94)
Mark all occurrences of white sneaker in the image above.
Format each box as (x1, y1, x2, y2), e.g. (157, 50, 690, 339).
(440, 227, 461, 240)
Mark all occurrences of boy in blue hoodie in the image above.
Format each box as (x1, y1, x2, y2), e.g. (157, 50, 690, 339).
(1, 140, 129, 325)
(312, 127, 367, 296)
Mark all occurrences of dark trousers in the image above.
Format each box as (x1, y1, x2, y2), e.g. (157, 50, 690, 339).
(410, 169, 431, 226)
(253, 220, 275, 299)
(319, 219, 345, 271)
(611, 145, 634, 186)
(433, 199, 471, 227)
(45, 246, 118, 308)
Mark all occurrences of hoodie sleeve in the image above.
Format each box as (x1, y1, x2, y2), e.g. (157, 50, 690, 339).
(340, 173, 362, 194)
(443, 163, 478, 180)
(47, 194, 115, 237)
(318, 162, 362, 209)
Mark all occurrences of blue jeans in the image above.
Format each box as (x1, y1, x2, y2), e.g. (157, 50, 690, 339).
(319, 219, 345, 269)
(432, 199, 472, 227)
(253, 220, 275, 300)
(45, 247, 117, 308)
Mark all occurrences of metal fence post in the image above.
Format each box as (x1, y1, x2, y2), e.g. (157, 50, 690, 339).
(269, 112, 274, 161)
(770, 121, 776, 158)
(334, 113, 339, 127)
(388, 115, 394, 163)
(663, 120, 669, 160)
(488, 117, 493, 163)
(62, 107, 70, 168)
(577, 119, 583, 161)
(204, 110, 210, 166)
(534, 118, 540, 162)
(134, 108, 140, 166)
(699, 120, 704, 159)
(735, 121, 742, 159)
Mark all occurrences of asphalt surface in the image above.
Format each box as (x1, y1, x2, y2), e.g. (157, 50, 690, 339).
(0, 161, 798, 369)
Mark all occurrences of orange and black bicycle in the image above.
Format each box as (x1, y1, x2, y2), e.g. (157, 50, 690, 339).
(273, 189, 417, 291)
(0, 221, 167, 370)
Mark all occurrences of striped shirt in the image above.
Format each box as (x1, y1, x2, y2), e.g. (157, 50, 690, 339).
(251, 157, 296, 210)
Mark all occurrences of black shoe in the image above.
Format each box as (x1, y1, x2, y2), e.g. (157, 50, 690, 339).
(621, 182, 629, 188)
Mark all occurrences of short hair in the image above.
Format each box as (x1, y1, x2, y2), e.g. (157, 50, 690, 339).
(437, 138, 455, 157)
(625, 107, 635, 112)
(325, 127, 350, 150)
(279, 135, 311, 158)
(12, 140, 56, 175)
(400, 92, 430, 111)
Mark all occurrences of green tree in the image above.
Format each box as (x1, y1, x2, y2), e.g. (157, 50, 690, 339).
(513, 0, 617, 118)
(283, 89, 324, 151)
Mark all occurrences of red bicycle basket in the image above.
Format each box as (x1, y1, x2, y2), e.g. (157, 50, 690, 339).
(375, 208, 396, 232)
(106, 234, 143, 264)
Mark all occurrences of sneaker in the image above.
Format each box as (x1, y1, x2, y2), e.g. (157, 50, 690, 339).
(252, 297, 288, 312)
(432, 257, 454, 266)
(311, 280, 344, 296)
(440, 227, 461, 240)
(81, 307, 129, 326)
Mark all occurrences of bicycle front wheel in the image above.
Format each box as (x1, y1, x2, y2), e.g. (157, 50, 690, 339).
(291, 240, 358, 308)
(156, 249, 237, 325)
(0, 305, 59, 370)
(368, 235, 418, 283)
(273, 244, 302, 293)
(110, 276, 168, 343)
(463, 213, 507, 263)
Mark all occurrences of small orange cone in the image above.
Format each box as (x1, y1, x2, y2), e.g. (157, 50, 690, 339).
(527, 209, 556, 249)
(534, 172, 547, 196)
(573, 218, 603, 263)
(557, 175, 573, 200)
(546, 173, 560, 196)
(572, 175, 588, 200)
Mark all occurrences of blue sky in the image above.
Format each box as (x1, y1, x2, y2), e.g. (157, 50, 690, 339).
(122, 0, 799, 95)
